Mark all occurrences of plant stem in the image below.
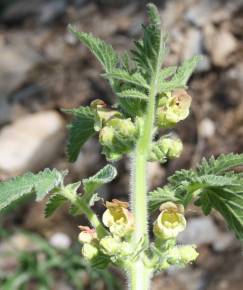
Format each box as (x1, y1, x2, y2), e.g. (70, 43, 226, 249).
(76, 198, 107, 238)
(129, 75, 158, 290)
(62, 188, 107, 238)
(128, 260, 152, 290)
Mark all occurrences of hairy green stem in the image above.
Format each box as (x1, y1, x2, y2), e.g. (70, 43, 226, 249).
(76, 198, 107, 238)
(130, 75, 158, 290)
(62, 187, 107, 238)
(128, 261, 152, 290)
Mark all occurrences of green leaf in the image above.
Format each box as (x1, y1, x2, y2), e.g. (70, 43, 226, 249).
(147, 2, 161, 27)
(158, 66, 177, 82)
(0, 169, 65, 212)
(44, 194, 68, 217)
(69, 204, 80, 216)
(89, 193, 102, 207)
(64, 106, 96, 162)
(171, 55, 202, 86)
(195, 187, 243, 240)
(198, 153, 243, 175)
(151, 153, 243, 240)
(105, 69, 148, 89)
(148, 186, 182, 212)
(118, 89, 148, 100)
(158, 56, 201, 93)
(118, 97, 147, 117)
(69, 25, 118, 75)
(131, 3, 167, 78)
(120, 52, 135, 73)
(83, 164, 117, 194)
(45, 182, 81, 217)
(189, 174, 242, 188)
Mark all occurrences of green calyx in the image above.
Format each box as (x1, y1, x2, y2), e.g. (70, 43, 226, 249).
(82, 243, 99, 260)
(91, 99, 122, 131)
(99, 117, 138, 161)
(149, 135, 183, 162)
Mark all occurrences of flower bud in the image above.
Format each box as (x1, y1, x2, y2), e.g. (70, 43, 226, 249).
(149, 136, 183, 162)
(164, 245, 198, 267)
(102, 199, 134, 238)
(178, 245, 199, 264)
(160, 137, 183, 159)
(99, 236, 120, 256)
(81, 243, 98, 260)
(100, 118, 138, 161)
(91, 99, 122, 131)
(107, 118, 137, 138)
(156, 89, 192, 128)
(99, 126, 115, 148)
(78, 226, 97, 244)
(153, 202, 186, 240)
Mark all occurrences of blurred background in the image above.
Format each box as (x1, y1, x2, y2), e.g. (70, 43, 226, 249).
(0, 0, 243, 289)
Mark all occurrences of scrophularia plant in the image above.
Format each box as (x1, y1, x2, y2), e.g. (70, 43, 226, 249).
(1, 4, 243, 290)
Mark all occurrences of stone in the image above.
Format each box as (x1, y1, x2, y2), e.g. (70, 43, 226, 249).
(180, 28, 211, 72)
(178, 216, 234, 248)
(0, 111, 65, 175)
(204, 25, 238, 67)
(0, 36, 41, 99)
(1, 0, 66, 25)
(185, 0, 221, 27)
(0, 100, 11, 125)
(181, 28, 203, 60)
(198, 118, 215, 138)
(49, 232, 71, 249)
(70, 138, 101, 178)
(39, 0, 67, 25)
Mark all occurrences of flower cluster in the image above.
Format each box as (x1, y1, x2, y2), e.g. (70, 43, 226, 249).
(78, 199, 134, 268)
(78, 200, 198, 271)
(91, 99, 138, 161)
(152, 202, 198, 270)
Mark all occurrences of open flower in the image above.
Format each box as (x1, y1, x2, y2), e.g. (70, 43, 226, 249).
(78, 226, 97, 244)
(157, 89, 192, 128)
(153, 202, 186, 240)
(102, 199, 134, 238)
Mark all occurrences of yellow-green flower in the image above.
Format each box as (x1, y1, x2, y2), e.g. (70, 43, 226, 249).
(78, 226, 97, 244)
(102, 199, 134, 238)
(153, 202, 186, 240)
(157, 89, 192, 128)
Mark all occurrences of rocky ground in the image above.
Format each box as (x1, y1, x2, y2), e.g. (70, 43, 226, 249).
(0, 0, 243, 289)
